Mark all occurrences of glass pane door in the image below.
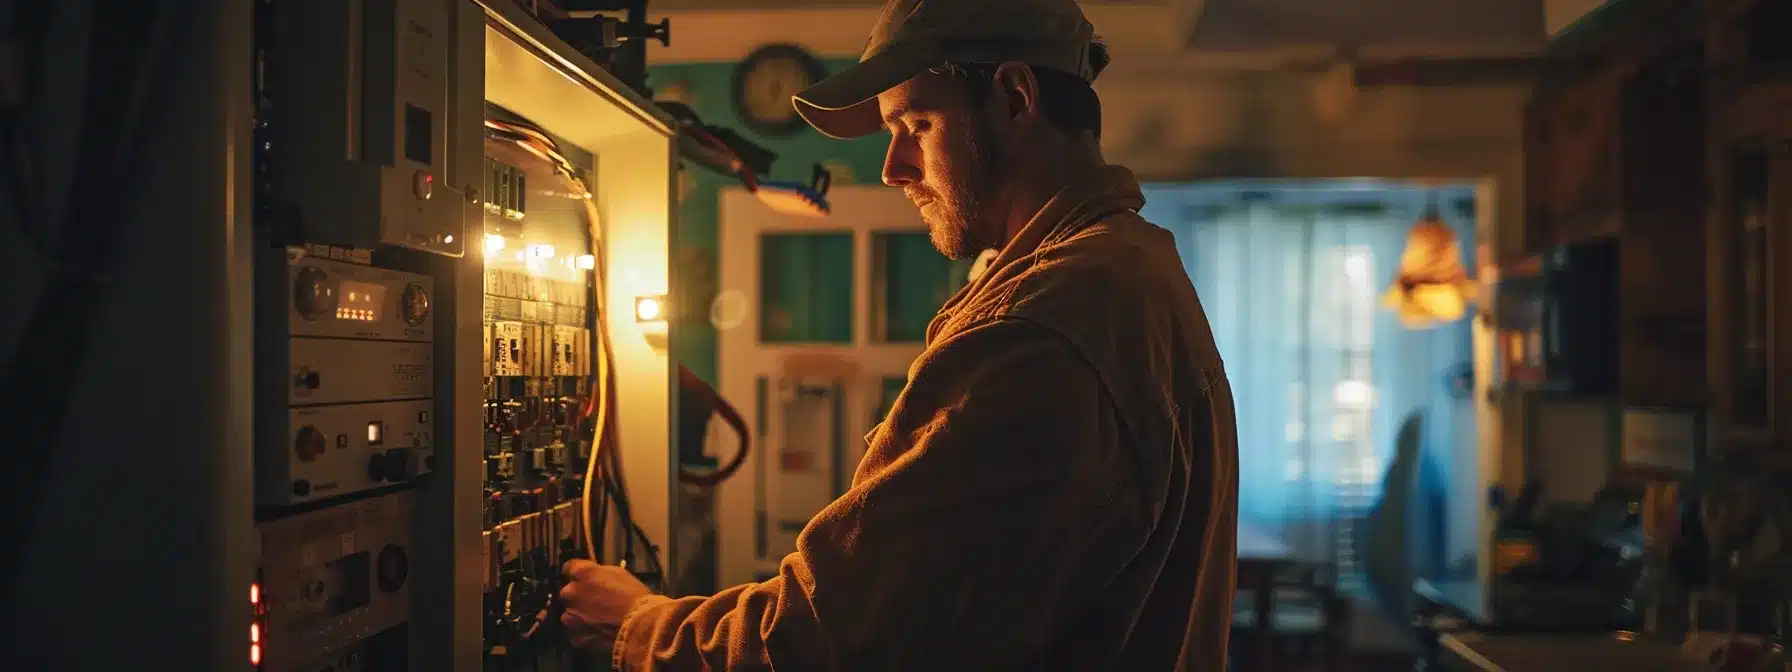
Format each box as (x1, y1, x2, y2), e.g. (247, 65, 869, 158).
(717, 186, 951, 585)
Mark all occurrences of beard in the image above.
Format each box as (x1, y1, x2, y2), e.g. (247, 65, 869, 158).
(918, 116, 1001, 260)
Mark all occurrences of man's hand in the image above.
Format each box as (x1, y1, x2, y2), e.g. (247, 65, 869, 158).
(560, 559, 654, 655)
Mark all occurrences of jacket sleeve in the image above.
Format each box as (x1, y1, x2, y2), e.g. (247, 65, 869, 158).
(610, 318, 1147, 671)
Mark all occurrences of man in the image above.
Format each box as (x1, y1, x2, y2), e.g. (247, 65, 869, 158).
(561, 0, 1239, 669)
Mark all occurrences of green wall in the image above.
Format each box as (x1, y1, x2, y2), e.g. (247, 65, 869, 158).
(648, 60, 892, 384)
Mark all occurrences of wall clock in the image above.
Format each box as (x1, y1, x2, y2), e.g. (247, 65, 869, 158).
(732, 44, 827, 137)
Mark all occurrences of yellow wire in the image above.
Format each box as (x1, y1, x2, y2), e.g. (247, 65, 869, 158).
(576, 177, 609, 562)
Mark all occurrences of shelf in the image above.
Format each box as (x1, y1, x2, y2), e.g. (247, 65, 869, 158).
(1487, 382, 1619, 406)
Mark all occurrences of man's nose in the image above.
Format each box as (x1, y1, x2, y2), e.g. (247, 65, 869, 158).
(881, 138, 917, 188)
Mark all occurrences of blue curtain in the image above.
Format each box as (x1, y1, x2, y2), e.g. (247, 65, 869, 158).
(1142, 183, 1475, 581)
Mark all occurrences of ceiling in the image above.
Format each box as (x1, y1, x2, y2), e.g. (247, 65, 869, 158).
(639, 0, 1559, 58)
(1179, 0, 1547, 53)
(643, 0, 1157, 10)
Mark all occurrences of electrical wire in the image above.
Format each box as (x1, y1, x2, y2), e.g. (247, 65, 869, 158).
(580, 179, 664, 580)
(578, 187, 665, 582)
(484, 112, 682, 588)
(579, 236, 612, 563)
(676, 365, 749, 488)
(483, 117, 659, 575)
(482, 119, 607, 557)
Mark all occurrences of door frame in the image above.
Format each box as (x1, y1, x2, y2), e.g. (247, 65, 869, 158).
(715, 185, 931, 585)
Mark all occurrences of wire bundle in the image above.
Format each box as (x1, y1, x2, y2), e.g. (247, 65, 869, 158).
(484, 118, 663, 582)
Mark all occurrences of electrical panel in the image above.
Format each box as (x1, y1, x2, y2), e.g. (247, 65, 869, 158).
(244, 1, 678, 669)
(254, 491, 415, 672)
(263, 0, 481, 257)
(250, 241, 436, 672)
(251, 0, 478, 668)
(478, 108, 613, 668)
(256, 247, 438, 507)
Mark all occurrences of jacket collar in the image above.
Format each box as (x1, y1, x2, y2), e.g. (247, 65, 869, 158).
(927, 165, 1145, 342)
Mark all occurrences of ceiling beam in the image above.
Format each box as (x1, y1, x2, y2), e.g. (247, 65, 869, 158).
(648, 4, 1188, 64)
(1186, 0, 1545, 52)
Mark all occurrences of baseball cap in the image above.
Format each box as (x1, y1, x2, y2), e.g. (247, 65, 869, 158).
(793, 0, 1101, 140)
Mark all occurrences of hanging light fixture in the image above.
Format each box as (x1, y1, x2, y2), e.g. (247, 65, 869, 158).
(1382, 191, 1477, 329)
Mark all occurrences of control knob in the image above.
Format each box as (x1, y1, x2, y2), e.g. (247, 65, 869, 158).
(373, 447, 421, 482)
(292, 266, 336, 320)
(294, 426, 326, 463)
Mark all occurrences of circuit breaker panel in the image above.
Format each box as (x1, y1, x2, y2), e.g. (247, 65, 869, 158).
(477, 105, 609, 669)
(247, 0, 681, 667)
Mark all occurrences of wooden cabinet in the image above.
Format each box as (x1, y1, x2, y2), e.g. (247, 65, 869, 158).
(1515, 0, 1792, 450)
(1548, 77, 1622, 242)
(1522, 73, 1622, 256)
(1518, 3, 1709, 406)
(1516, 0, 1701, 261)
(1706, 0, 1792, 82)
(1707, 89, 1792, 451)
(1617, 44, 1707, 407)
(1705, 0, 1792, 455)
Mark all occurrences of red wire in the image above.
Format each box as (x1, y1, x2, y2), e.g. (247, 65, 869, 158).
(689, 128, 759, 191)
(676, 365, 750, 488)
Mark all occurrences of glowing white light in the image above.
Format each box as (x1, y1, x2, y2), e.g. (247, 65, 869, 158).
(635, 296, 663, 322)
(1334, 379, 1376, 408)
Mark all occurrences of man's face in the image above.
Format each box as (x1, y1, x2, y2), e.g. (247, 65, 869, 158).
(877, 74, 1003, 260)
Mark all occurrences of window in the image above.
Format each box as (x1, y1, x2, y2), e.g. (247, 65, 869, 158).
(759, 233, 854, 344)
(872, 232, 972, 343)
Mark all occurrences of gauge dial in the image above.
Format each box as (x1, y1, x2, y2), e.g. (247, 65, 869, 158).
(401, 283, 431, 326)
(293, 267, 337, 320)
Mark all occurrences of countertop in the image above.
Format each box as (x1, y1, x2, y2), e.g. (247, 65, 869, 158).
(1439, 631, 1706, 672)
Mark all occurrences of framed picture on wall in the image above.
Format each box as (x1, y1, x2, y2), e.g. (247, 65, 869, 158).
(1620, 406, 1704, 474)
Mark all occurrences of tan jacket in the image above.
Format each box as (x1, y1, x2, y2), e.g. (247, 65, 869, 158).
(614, 166, 1239, 671)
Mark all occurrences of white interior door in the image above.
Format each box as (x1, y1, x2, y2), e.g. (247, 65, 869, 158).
(715, 185, 947, 585)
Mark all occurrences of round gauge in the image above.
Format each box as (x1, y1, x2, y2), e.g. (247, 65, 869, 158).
(401, 282, 431, 326)
(292, 266, 337, 320)
(733, 44, 827, 136)
(294, 425, 326, 463)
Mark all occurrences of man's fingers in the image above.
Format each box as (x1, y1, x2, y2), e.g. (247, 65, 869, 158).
(562, 558, 598, 579)
(561, 609, 593, 631)
(559, 580, 583, 605)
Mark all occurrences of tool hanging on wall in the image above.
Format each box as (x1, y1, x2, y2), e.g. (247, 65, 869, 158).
(657, 101, 834, 218)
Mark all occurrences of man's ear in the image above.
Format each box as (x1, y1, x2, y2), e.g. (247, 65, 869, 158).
(989, 61, 1040, 127)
